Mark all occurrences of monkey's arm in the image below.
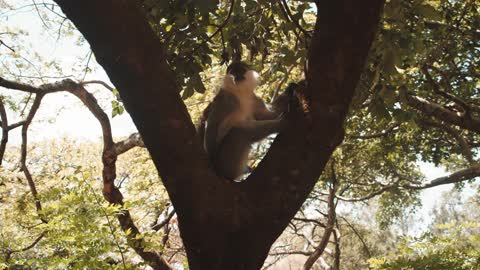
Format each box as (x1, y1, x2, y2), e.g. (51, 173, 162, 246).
(255, 83, 298, 120)
(253, 97, 280, 120)
(204, 91, 238, 157)
(236, 119, 284, 142)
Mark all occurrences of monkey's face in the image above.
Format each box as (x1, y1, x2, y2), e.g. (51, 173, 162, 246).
(225, 62, 260, 92)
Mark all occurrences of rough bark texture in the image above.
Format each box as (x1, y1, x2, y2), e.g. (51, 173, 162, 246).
(53, 1, 385, 269)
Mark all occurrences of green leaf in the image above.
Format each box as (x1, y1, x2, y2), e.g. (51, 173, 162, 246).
(379, 86, 397, 107)
(191, 73, 206, 93)
(415, 4, 442, 21)
(207, 25, 216, 34)
(383, 47, 400, 76)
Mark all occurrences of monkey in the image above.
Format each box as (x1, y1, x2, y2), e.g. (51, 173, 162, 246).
(197, 62, 295, 180)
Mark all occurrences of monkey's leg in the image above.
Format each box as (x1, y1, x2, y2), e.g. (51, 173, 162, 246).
(213, 131, 251, 180)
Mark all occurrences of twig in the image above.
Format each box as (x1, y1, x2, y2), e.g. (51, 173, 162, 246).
(192, 0, 235, 54)
(81, 80, 115, 92)
(32, 0, 49, 29)
(82, 50, 93, 81)
(339, 216, 371, 257)
(0, 39, 15, 52)
(0, 98, 9, 164)
(82, 175, 127, 269)
(56, 17, 68, 42)
(7, 231, 46, 258)
(152, 208, 176, 231)
(422, 65, 471, 117)
(418, 118, 473, 163)
(278, 0, 312, 37)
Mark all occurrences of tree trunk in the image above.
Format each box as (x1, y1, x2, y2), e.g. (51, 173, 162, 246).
(53, 1, 385, 269)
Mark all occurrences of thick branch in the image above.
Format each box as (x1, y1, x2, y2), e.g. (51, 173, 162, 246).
(401, 86, 480, 133)
(338, 164, 480, 202)
(114, 133, 145, 155)
(0, 76, 78, 95)
(403, 163, 480, 190)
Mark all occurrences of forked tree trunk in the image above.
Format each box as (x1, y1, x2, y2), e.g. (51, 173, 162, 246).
(53, 1, 385, 269)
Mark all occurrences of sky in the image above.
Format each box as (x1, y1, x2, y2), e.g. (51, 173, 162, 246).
(0, 0, 137, 143)
(0, 0, 469, 236)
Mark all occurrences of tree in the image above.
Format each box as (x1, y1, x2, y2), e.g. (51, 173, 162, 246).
(5, 0, 381, 269)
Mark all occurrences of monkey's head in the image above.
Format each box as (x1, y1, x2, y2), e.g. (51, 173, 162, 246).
(223, 62, 260, 93)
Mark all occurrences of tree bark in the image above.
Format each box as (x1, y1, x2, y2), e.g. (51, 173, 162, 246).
(53, 1, 384, 269)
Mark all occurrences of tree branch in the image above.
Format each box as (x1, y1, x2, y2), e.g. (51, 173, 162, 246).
(68, 83, 172, 270)
(152, 208, 176, 232)
(418, 118, 473, 163)
(278, 0, 312, 37)
(332, 224, 340, 270)
(0, 76, 172, 270)
(0, 39, 15, 52)
(339, 216, 371, 257)
(192, 0, 235, 54)
(403, 163, 480, 190)
(8, 232, 46, 254)
(0, 98, 9, 164)
(400, 86, 480, 133)
(114, 133, 145, 155)
(20, 94, 48, 223)
(422, 65, 471, 117)
(338, 163, 480, 202)
(335, 185, 393, 202)
(81, 80, 115, 92)
(303, 169, 337, 270)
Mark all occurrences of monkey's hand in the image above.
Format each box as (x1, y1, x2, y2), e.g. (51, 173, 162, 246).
(272, 82, 300, 115)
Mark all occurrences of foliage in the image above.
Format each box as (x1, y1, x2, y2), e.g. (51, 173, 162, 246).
(0, 139, 174, 268)
(369, 224, 480, 270)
